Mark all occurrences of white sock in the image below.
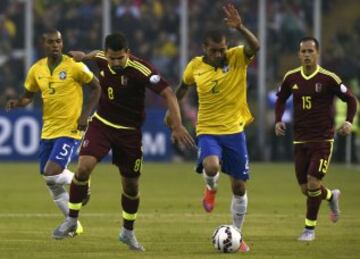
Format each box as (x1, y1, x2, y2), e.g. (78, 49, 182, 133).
(61, 169, 75, 185)
(43, 169, 74, 185)
(47, 184, 69, 216)
(231, 192, 248, 231)
(202, 169, 220, 191)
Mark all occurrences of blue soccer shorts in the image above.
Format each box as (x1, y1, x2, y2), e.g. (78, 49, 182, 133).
(195, 132, 250, 181)
(39, 137, 80, 174)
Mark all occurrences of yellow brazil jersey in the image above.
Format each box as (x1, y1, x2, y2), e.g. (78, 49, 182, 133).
(182, 46, 254, 135)
(25, 55, 94, 140)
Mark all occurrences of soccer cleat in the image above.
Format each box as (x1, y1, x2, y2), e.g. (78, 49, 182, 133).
(239, 240, 250, 252)
(329, 189, 341, 223)
(298, 229, 315, 241)
(52, 217, 77, 240)
(68, 220, 84, 238)
(202, 187, 217, 213)
(118, 228, 145, 251)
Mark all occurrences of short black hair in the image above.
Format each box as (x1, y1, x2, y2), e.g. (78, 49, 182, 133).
(105, 32, 128, 51)
(42, 28, 61, 40)
(299, 36, 320, 50)
(203, 29, 226, 45)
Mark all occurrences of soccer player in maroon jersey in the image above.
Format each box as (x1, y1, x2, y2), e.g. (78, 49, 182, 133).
(52, 32, 195, 250)
(275, 36, 358, 241)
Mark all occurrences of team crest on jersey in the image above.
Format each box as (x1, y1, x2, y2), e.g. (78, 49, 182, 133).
(121, 75, 128, 86)
(59, 71, 67, 80)
(315, 83, 322, 92)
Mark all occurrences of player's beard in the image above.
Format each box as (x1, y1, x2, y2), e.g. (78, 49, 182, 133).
(112, 66, 124, 73)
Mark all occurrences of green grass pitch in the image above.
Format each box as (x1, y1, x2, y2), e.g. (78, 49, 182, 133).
(0, 162, 359, 258)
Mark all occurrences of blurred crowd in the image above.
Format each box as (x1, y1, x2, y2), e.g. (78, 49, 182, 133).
(1, 0, 359, 161)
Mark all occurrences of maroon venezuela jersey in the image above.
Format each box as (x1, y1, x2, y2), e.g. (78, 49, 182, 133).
(93, 52, 169, 129)
(275, 66, 357, 142)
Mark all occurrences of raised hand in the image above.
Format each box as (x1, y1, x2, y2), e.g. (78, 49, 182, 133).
(223, 3, 243, 30)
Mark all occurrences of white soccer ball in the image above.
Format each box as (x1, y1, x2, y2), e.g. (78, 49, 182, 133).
(212, 225, 242, 253)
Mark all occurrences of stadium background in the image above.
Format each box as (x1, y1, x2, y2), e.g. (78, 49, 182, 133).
(0, 0, 359, 164)
(0, 1, 360, 258)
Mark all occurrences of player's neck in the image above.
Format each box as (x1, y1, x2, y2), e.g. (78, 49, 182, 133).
(47, 55, 63, 73)
(302, 64, 317, 76)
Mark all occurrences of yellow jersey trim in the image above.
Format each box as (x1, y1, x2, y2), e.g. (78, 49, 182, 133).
(293, 139, 334, 144)
(283, 67, 301, 81)
(95, 51, 107, 60)
(94, 112, 135, 130)
(300, 65, 320, 80)
(127, 60, 151, 76)
(319, 67, 342, 84)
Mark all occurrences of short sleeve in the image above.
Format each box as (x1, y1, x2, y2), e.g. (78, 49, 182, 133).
(73, 62, 94, 84)
(228, 45, 254, 67)
(182, 60, 195, 85)
(24, 66, 39, 92)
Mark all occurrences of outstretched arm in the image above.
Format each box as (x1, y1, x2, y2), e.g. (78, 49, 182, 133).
(223, 3, 260, 58)
(5, 90, 35, 111)
(160, 87, 195, 148)
(164, 81, 189, 127)
(77, 76, 101, 131)
(337, 93, 358, 136)
(69, 50, 101, 62)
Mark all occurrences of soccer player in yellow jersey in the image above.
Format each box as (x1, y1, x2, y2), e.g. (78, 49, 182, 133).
(6, 29, 101, 236)
(166, 4, 259, 252)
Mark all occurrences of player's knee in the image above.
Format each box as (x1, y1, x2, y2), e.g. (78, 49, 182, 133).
(43, 166, 62, 177)
(76, 164, 92, 181)
(299, 184, 308, 196)
(122, 177, 139, 197)
(203, 163, 220, 176)
(43, 174, 61, 186)
(307, 175, 320, 190)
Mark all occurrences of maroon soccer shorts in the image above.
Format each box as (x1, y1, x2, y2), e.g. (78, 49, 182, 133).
(294, 141, 333, 184)
(79, 118, 143, 178)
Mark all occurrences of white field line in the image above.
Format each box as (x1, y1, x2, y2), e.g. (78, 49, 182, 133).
(0, 212, 321, 218)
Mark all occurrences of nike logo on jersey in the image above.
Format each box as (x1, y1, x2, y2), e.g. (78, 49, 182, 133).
(196, 71, 207, 76)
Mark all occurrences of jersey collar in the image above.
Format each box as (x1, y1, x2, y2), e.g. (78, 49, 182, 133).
(300, 65, 320, 80)
(107, 57, 130, 74)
